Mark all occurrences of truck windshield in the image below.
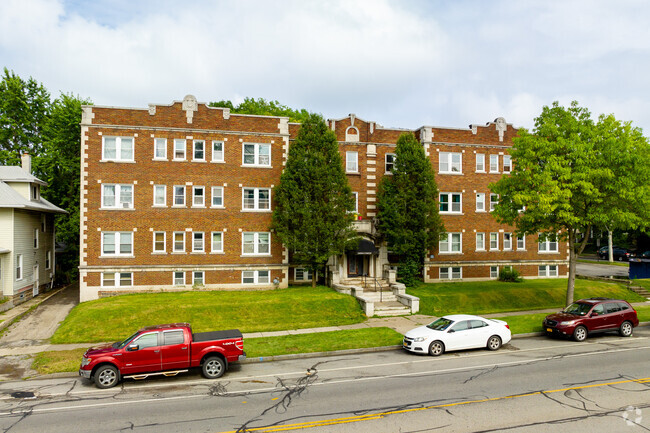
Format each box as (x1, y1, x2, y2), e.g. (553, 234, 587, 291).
(563, 303, 592, 316)
(427, 317, 454, 331)
(116, 331, 141, 349)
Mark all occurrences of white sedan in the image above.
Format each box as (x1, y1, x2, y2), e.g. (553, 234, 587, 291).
(403, 314, 512, 356)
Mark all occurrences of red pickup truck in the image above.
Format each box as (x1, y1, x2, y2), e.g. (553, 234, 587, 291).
(79, 323, 246, 388)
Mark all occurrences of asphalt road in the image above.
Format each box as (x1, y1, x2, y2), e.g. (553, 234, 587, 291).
(0, 329, 648, 432)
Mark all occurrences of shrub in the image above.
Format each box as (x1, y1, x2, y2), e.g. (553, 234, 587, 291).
(498, 267, 523, 283)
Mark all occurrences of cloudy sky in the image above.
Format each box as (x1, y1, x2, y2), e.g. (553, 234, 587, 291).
(1, 0, 648, 132)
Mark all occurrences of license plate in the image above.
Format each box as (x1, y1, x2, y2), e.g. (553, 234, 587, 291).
(403, 342, 408, 348)
(546, 328, 552, 332)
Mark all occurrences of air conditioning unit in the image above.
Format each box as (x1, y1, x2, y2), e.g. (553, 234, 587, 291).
(123, 202, 130, 208)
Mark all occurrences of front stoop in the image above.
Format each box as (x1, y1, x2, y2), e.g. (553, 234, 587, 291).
(333, 279, 419, 317)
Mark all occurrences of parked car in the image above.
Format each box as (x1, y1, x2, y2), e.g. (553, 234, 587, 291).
(79, 323, 246, 388)
(635, 250, 650, 259)
(403, 314, 512, 356)
(543, 298, 639, 342)
(597, 246, 634, 261)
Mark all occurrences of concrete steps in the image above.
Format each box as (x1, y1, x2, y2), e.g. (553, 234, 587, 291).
(373, 301, 412, 317)
(629, 286, 650, 299)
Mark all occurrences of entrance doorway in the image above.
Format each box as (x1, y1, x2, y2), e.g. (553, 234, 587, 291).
(347, 253, 366, 277)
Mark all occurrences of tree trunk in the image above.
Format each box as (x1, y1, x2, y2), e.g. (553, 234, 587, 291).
(566, 232, 577, 307)
(312, 270, 317, 288)
(608, 230, 614, 262)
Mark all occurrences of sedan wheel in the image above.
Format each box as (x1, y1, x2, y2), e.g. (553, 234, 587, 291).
(487, 335, 502, 351)
(428, 340, 444, 356)
(619, 321, 633, 337)
(573, 326, 587, 342)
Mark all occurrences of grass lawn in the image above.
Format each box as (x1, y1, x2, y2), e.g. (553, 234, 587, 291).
(52, 286, 365, 344)
(632, 279, 650, 291)
(409, 279, 646, 317)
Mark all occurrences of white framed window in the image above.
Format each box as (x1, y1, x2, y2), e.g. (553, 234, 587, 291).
(153, 231, 166, 253)
(102, 272, 132, 287)
(41, 214, 46, 232)
(490, 194, 499, 211)
(192, 271, 204, 286)
(538, 265, 559, 277)
(31, 185, 39, 200)
(242, 188, 271, 211)
(33, 228, 38, 248)
(193, 186, 205, 207)
(385, 153, 396, 173)
(153, 185, 166, 207)
(503, 233, 512, 250)
(476, 193, 485, 212)
(294, 268, 312, 281)
(16, 254, 23, 280)
(489, 155, 499, 173)
(489, 232, 499, 250)
(538, 235, 558, 253)
(212, 141, 224, 162)
(173, 232, 185, 253)
(211, 187, 224, 208)
(211, 232, 224, 253)
(439, 233, 462, 253)
(45, 250, 51, 269)
(242, 270, 270, 284)
(173, 271, 185, 285)
(102, 184, 134, 209)
(503, 155, 512, 173)
(101, 232, 133, 256)
(352, 192, 359, 213)
(517, 235, 526, 250)
(476, 153, 485, 172)
(173, 139, 186, 160)
(242, 232, 270, 255)
(243, 143, 271, 166)
(102, 136, 134, 162)
(346, 151, 358, 173)
(193, 140, 205, 161)
(490, 266, 499, 279)
(439, 193, 462, 213)
(440, 267, 462, 280)
(192, 232, 204, 252)
(154, 138, 167, 160)
(173, 186, 186, 206)
(439, 152, 462, 174)
(476, 233, 485, 251)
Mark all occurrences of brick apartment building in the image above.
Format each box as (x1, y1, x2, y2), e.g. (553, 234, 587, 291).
(78, 95, 568, 302)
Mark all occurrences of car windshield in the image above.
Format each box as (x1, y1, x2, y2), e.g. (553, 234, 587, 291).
(563, 302, 592, 316)
(427, 317, 454, 331)
(116, 330, 141, 349)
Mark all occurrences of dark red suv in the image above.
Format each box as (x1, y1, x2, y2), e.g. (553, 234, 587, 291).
(543, 298, 639, 342)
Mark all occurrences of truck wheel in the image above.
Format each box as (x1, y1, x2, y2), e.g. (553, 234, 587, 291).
(94, 365, 119, 389)
(202, 356, 225, 379)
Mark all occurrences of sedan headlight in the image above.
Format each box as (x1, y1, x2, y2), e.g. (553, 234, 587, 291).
(559, 321, 575, 326)
(412, 337, 427, 342)
(81, 357, 91, 367)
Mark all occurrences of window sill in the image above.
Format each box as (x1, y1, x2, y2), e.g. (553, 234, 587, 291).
(152, 205, 167, 208)
(100, 255, 135, 258)
(210, 251, 225, 255)
(171, 205, 187, 209)
(241, 165, 273, 169)
(538, 251, 560, 254)
(489, 171, 500, 174)
(152, 252, 167, 255)
(100, 160, 136, 163)
(438, 172, 463, 175)
(210, 205, 225, 209)
(190, 252, 206, 255)
(241, 254, 272, 257)
(192, 205, 206, 209)
(171, 252, 187, 255)
(192, 159, 207, 163)
(152, 158, 168, 162)
(440, 212, 463, 215)
(241, 209, 272, 213)
(475, 170, 486, 174)
(438, 252, 463, 255)
(210, 160, 225, 164)
(475, 210, 487, 213)
(100, 207, 135, 211)
(172, 158, 187, 162)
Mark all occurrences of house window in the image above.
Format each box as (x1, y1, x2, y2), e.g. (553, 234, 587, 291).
(173, 271, 185, 285)
(154, 138, 167, 160)
(153, 185, 166, 207)
(489, 155, 499, 173)
(385, 153, 396, 173)
(503, 233, 512, 250)
(490, 194, 499, 211)
(34, 228, 38, 248)
(192, 232, 204, 252)
(173, 139, 186, 160)
(503, 155, 512, 173)
(538, 235, 558, 253)
(192, 271, 204, 286)
(173, 232, 185, 253)
(440, 267, 462, 280)
(295, 268, 312, 281)
(193, 140, 205, 161)
(31, 185, 40, 200)
(101, 272, 115, 287)
(16, 254, 23, 280)
(173, 186, 186, 206)
(439, 193, 462, 213)
(45, 250, 51, 269)
(242, 232, 270, 255)
(242, 270, 270, 284)
(101, 232, 133, 256)
(517, 235, 526, 250)
(346, 151, 358, 173)
(153, 232, 166, 253)
(103, 136, 134, 161)
(243, 143, 271, 166)
(439, 233, 461, 253)
(211, 232, 224, 253)
(211, 187, 224, 208)
(242, 188, 271, 211)
(102, 272, 133, 287)
(212, 141, 224, 162)
(439, 152, 462, 174)
(538, 265, 558, 277)
(476, 193, 485, 212)
(476, 233, 485, 251)
(489, 232, 499, 250)
(193, 186, 205, 207)
(102, 184, 134, 209)
(490, 266, 499, 279)
(476, 153, 485, 172)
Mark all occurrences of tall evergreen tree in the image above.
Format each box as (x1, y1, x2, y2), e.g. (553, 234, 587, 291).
(272, 114, 356, 286)
(377, 132, 443, 285)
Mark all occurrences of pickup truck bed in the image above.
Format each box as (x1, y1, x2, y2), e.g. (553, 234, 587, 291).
(193, 329, 242, 342)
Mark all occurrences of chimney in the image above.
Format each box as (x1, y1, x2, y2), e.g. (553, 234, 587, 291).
(21, 153, 31, 174)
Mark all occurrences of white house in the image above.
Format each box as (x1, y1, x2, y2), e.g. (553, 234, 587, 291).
(0, 154, 66, 305)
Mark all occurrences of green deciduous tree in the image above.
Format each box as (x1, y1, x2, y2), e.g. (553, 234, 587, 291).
(272, 113, 356, 286)
(210, 97, 311, 123)
(490, 101, 650, 306)
(377, 132, 443, 286)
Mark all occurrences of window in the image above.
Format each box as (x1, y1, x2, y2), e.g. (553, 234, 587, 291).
(45, 250, 51, 269)
(211, 187, 224, 208)
(133, 332, 158, 349)
(439, 152, 462, 174)
(174, 139, 186, 160)
(440, 267, 462, 280)
(41, 215, 46, 232)
(489, 232, 499, 250)
(539, 235, 558, 253)
(102, 184, 133, 209)
(164, 330, 184, 345)
(242, 188, 271, 211)
(242, 232, 270, 255)
(103, 136, 134, 161)
(153, 232, 166, 253)
(101, 272, 115, 287)
(173, 186, 186, 206)
(102, 232, 133, 256)
(192, 271, 204, 286)
(346, 151, 358, 172)
(439, 193, 462, 213)
(489, 155, 499, 173)
(503, 233, 512, 250)
(33, 228, 38, 248)
(476, 193, 485, 212)
(242, 270, 270, 284)
(295, 268, 312, 281)
(16, 254, 22, 280)
(476, 233, 485, 251)
(503, 155, 512, 173)
(212, 141, 224, 162)
(193, 140, 205, 161)
(192, 232, 204, 252)
(153, 185, 166, 207)
(211, 232, 224, 253)
(193, 186, 205, 207)
(490, 266, 499, 279)
(385, 153, 396, 173)
(173, 271, 185, 285)
(154, 138, 167, 160)
(476, 153, 485, 172)
(490, 194, 499, 211)
(31, 185, 39, 200)
(439, 233, 461, 253)
(173, 232, 185, 253)
(243, 143, 271, 166)
(102, 272, 133, 287)
(517, 235, 526, 250)
(538, 265, 559, 277)
(352, 192, 359, 213)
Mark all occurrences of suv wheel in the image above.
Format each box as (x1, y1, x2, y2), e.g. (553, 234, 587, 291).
(619, 321, 633, 337)
(573, 326, 588, 342)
